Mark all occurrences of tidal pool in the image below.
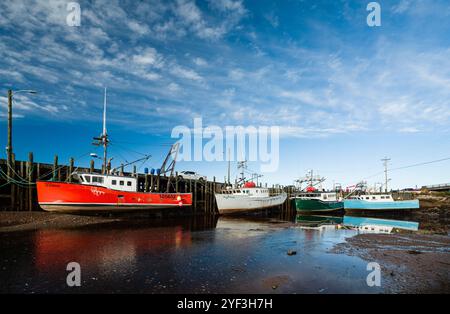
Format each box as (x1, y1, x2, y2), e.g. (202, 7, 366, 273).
(0, 215, 388, 293)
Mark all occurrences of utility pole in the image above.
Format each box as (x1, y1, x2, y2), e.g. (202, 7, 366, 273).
(7, 90, 13, 179)
(381, 157, 391, 193)
(227, 148, 231, 185)
(6, 89, 37, 180)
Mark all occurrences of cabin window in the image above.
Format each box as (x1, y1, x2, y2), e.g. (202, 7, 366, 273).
(372, 196, 376, 200)
(127, 181, 132, 186)
(366, 197, 369, 200)
(112, 180, 117, 185)
(120, 181, 124, 186)
(85, 176, 91, 183)
(79, 176, 84, 182)
(92, 176, 104, 183)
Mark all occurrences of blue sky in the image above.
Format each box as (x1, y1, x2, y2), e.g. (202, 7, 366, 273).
(0, 0, 449, 189)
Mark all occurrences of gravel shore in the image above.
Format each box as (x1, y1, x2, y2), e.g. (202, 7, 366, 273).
(0, 212, 118, 232)
(331, 233, 450, 293)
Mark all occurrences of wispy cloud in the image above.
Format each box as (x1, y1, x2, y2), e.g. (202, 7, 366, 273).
(0, 0, 449, 138)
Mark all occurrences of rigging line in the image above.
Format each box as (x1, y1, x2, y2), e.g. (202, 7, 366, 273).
(37, 152, 92, 180)
(2, 164, 37, 183)
(390, 156, 450, 172)
(109, 140, 148, 157)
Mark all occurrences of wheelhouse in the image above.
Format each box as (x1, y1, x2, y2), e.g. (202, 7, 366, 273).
(74, 173, 137, 192)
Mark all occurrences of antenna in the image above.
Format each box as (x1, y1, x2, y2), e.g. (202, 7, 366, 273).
(237, 160, 247, 185)
(103, 87, 107, 136)
(381, 157, 391, 192)
(92, 87, 110, 174)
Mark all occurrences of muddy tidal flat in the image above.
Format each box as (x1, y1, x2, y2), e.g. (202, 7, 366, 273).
(0, 212, 449, 294)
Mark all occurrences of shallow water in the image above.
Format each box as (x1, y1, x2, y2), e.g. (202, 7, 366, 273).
(0, 213, 400, 294)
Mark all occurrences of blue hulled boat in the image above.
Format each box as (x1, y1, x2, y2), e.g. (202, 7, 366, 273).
(344, 194, 419, 211)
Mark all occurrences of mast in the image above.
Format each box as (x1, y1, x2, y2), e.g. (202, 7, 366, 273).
(93, 87, 109, 175)
(237, 160, 247, 185)
(381, 157, 390, 193)
(102, 87, 108, 174)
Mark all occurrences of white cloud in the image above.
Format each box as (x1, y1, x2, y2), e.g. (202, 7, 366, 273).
(132, 48, 164, 67)
(127, 20, 150, 36)
(193, 57, 208, 66)
(170, 65, 203, 81)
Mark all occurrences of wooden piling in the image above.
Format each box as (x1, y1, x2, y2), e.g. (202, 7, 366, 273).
(10, 153, 16, 211)
(52, 155, 58, 181)
(145, 174, 149, 192)
(68, 157, 74, 182)
(27, 152, 34, 211)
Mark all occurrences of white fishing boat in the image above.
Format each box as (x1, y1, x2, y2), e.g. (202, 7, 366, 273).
(215, 182, 287, 214)
(214, 161, 286, 214)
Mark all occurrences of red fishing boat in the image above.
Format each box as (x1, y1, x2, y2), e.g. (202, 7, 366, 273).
(36, 88, 192, 212)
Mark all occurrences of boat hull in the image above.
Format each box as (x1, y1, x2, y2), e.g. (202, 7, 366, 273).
(344, 199, 420, 211)
(215, 193, 287, 215)
(294, 199, 344, 213)
(36, 181, 192, 212)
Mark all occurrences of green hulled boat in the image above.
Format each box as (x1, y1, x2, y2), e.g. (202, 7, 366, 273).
(293, 192, 344, 213)
(295, 214, 343, 225)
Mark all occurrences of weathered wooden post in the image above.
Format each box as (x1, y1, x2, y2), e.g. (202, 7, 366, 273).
(27, 152, 34, 211)
(212, 176, 216, 214)
(90, 159, 95, 173)
(145, 174, 149, 192)
(150, 174, 154, 192)
(133, 165, 137, 177)
(9, 153, 16, 211)
(52, 155, 58, 181)
(68, 157, 74, 182)
(19, 161, 25, 211)
(194, 180, 197, 213)
(204, 181, 208, 214)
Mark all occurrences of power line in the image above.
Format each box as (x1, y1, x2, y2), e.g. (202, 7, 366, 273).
(348, 156, 450, 188)
(390, 156, 450, 171)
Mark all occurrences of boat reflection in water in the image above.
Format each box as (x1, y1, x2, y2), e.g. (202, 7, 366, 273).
(33, 216, 219, 274)
(342, 216, 419, 233)
(296, 214, 419, 234)
(295, 215, 343, 227)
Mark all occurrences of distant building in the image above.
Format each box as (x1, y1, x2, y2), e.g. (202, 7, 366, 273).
(421, 183, 450, 192)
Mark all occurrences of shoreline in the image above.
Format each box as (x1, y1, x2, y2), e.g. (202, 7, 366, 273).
(330, 233, 450, 293)
(0, 212, 120, 233)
